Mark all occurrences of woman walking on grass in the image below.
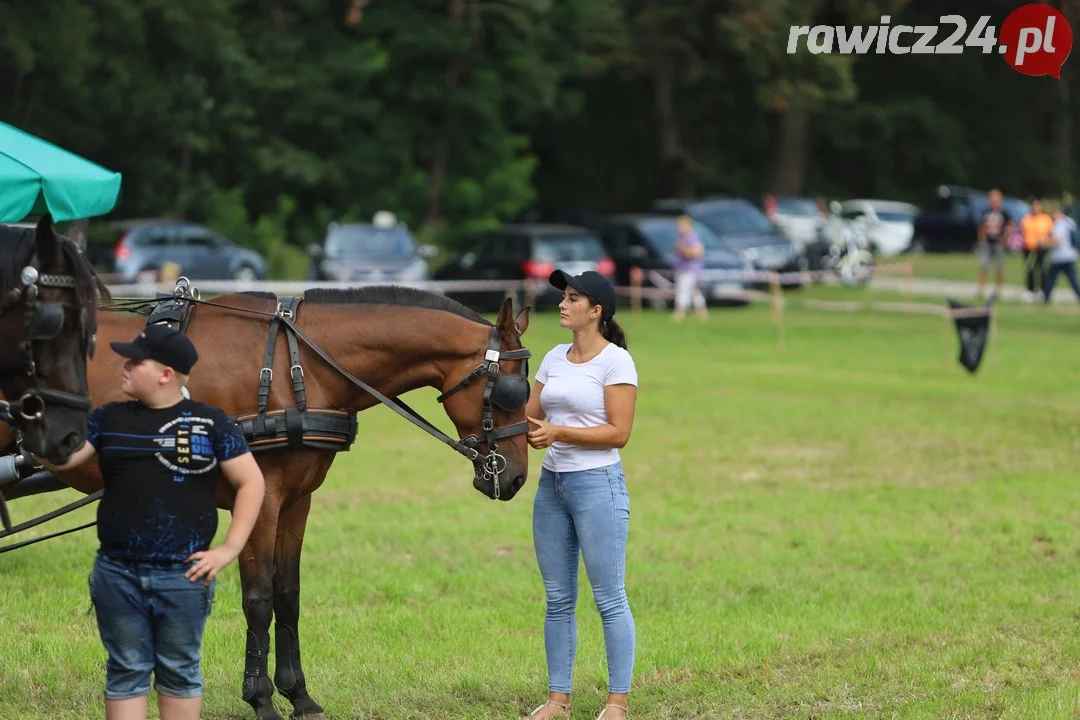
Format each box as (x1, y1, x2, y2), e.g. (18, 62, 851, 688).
(521, 269, 639, 720)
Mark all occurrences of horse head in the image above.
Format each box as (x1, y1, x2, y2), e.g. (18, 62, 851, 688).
(0, 214, 107, 464)
(437, 297, 532, 501)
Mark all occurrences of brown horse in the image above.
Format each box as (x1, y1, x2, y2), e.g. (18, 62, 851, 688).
(0, 215, 108, 466)
(0, 286, 532, 720)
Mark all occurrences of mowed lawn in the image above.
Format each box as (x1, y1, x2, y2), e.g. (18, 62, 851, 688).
(2, 301, 1080, 720)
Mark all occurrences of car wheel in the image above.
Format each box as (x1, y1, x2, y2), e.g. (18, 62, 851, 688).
(910, 236, 927, 255)
(233, 266, 258, 281)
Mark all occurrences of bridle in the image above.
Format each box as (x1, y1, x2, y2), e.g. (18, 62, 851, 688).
(436, 326, 531, 495)
(0, 256, 95, 428)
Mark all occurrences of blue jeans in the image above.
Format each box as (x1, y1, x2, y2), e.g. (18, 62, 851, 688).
(532, 461, 635, 694)
(88, 552, 215, 700)
(1043, 261, 1080, 302)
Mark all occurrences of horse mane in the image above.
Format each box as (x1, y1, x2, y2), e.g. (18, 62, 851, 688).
(300, 286, 493, 326)
(0, 222, 111, 333)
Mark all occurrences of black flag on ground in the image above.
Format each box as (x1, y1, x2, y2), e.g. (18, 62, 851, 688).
(947, 298, 993, 374)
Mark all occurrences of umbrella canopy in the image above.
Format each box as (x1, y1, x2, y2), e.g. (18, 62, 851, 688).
(0, 121, 122, 223)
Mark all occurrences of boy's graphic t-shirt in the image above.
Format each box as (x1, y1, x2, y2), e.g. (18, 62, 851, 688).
(86, 399, 250, 563)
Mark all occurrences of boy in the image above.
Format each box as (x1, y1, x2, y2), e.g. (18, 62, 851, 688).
(39, 323, 266, 720)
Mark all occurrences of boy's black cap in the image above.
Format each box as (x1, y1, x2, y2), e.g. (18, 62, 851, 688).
(110, 324, 199, 374)
(549, 269, 617, 321)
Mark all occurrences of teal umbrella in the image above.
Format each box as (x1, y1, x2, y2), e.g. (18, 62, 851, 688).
(0, 121, 122, 222)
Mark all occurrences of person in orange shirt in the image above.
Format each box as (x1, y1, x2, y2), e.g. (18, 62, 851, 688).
(1020, 198, 1054, 301)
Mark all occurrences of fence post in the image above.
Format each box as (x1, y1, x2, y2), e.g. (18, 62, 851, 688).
(905, 262, 914, 302)
(770, 272, 786, 353)
(629, 266, 644, 315)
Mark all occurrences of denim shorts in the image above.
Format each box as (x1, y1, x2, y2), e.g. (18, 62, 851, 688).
(88, 552, 216, 700)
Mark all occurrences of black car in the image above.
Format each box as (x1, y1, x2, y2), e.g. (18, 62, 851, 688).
(433, 224, 615, 312)
(308, 214, 437, 283)
(651, 197, 805, 277)
(574, 213, 753, 307)
(911, 185, 1030, 253)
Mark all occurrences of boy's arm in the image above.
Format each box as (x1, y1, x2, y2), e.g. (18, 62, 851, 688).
(35, 441, 97, 473)
(185, 450, 266, 585)
(217, 453, 265, 555)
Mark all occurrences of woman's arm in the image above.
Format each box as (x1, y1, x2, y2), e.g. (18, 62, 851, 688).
(528, 384, 637, 450)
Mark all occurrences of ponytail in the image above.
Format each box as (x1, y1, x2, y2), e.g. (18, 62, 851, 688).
(601, 317, 628, 349)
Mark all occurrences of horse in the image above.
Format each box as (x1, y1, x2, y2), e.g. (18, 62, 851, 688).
(0, 214, 107, 467)
(0, 285, 532, 720)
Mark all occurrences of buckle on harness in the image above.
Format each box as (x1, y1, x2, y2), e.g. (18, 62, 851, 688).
(260, 368, 273, 382)
(290, 364, 304, 378)
(275, 302, 294, 319)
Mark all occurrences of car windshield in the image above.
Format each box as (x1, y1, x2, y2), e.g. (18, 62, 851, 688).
(775, 197, 820, 217)
(325, 225, 415, 260)
(635, 218, 723, 254)
(696, 205, 775, 245)
(535, 234, 607, 262)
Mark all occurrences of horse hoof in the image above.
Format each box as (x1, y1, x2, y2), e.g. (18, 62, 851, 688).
(291, 713, 328, 720)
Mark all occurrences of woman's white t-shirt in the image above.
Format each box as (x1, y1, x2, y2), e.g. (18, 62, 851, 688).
(535, 342, 638, 472)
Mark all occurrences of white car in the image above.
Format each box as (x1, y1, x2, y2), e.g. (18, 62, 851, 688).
(765, 195, 826, 252)
(822, 199, 920, 257)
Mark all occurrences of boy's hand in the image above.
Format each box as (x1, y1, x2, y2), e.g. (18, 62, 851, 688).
(185, 545, 240, 586)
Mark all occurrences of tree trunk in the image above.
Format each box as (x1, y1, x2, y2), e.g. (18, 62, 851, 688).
(771, 107, 811, 195)
(651, 52, 691, 198)
(425, 0, 464, 225)
(1053, 0, 1074, 192)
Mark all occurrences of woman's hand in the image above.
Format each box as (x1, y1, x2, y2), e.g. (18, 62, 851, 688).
(527, 416, 560, 449)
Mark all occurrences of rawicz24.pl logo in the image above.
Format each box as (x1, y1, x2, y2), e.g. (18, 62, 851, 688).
(786, 4, 1073, 78)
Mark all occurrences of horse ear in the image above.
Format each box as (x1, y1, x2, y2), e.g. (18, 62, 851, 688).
(495, 295, 520, 338)
(514, 305, 531, 336)
(34, 213, 59, 267)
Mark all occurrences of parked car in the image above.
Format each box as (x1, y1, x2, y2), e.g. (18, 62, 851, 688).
(433, 224, 615, 312)
(652, 197, 806, 279)
(308, 212, 436, 284)
(763, 194, 827, 252)
(111, 220, 267, 282)
(819, 199, 920, 257)
(573, 213, 752, 307)
(910, 185, 1029, 254)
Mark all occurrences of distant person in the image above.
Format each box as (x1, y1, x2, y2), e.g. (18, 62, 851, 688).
(1043, 206, 1080, 304)
(976, 189, 1013, 299)
(672, 214, 708, 322)
(1020, 198, 1053, 302)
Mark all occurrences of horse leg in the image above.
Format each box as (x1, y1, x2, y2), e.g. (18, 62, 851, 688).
(272, 494, 326, 720)
(240, 503, 286, 720)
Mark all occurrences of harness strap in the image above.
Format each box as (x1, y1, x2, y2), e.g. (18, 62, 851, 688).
(280, 297, 307, 412)
(257, 313, 280, 416)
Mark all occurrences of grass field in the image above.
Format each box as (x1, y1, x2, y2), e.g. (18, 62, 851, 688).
(3, 300, 1080, 720)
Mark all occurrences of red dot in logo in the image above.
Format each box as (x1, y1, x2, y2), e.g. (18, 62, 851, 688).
(999, 3, 1073, 78)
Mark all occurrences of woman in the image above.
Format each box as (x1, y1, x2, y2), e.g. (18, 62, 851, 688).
(522, 269, 639, 720)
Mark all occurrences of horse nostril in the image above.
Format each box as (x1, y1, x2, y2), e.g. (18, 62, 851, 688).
(61, 432, 83, 452)
(512, 475, 525, 493)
